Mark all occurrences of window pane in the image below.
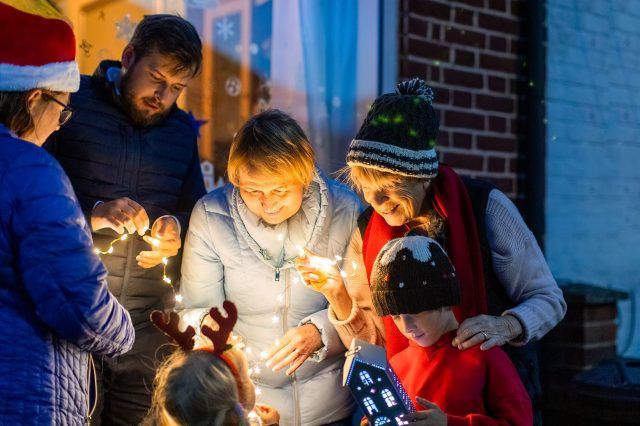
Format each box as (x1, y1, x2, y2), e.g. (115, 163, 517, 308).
(60, 0, 382, 190)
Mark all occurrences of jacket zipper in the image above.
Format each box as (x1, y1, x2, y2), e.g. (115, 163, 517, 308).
(85, 355, 97, 425)
(120, 128, 140, 308)
(120, 238, 135, 307)
(281, 269, 301, 425)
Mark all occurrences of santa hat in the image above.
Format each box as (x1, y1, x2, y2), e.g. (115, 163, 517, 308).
(347, 78, 440, 178)
(0, 0, 79, 92)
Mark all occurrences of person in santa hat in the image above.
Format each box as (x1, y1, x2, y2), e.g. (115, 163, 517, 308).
(0, 1, 134, 424)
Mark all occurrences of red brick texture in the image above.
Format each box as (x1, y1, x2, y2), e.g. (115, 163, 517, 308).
(399, 0, 526, 198)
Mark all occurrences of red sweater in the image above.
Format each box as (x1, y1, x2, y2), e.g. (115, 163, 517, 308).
(390, 331, 532, 426)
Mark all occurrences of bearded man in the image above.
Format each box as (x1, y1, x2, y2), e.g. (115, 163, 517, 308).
(45, 14, 206, 425)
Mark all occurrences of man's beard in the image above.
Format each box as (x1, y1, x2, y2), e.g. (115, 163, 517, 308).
(119, 71, 171, 127)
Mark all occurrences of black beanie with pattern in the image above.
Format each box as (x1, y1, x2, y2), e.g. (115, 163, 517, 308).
(371, 235, 460, 316)
(346, 78, 440, 178)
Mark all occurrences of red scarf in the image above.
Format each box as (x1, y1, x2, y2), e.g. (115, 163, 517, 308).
(362, 165, 487, 358)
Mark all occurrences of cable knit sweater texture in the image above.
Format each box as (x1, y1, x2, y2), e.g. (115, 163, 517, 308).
(329, 189, 566, 348)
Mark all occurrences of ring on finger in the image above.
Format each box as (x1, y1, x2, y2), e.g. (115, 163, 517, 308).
(481, 331, 488, 341)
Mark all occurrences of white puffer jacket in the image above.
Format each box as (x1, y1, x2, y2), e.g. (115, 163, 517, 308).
(180, 172, 361, 425)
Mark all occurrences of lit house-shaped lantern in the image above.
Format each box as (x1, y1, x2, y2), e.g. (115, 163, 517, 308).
(343, 339, 414, 425)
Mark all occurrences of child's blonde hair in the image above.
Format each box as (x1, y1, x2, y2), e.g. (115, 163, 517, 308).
(145, 350, 250, 426)
(227, 109, 315, 188)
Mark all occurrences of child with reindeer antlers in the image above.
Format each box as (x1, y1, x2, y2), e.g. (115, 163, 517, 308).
(143, 301, 280, 426)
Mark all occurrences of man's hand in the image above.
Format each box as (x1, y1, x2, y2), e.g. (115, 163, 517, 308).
(404, 397, 447, 426)
(452, 314, 523, 351)
(137, 216, 181, 269)
(91, 197, 149, 235)
(265, 324, 323, 376)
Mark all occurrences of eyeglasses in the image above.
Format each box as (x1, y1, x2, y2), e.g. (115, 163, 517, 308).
(42, 93, 73, 126)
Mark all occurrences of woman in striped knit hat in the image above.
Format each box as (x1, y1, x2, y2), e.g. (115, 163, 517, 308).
(296, 78, 566, 425)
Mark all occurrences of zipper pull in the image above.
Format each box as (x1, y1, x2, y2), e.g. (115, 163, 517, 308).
(275, 268, 280, 282)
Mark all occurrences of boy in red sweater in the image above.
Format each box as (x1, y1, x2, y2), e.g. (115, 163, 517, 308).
(370, 235, 532, 426)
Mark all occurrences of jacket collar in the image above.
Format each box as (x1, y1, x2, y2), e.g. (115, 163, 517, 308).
(0, 123, 17, 138)
(230, 170, 330, 270)
(93, 60, 124, 102)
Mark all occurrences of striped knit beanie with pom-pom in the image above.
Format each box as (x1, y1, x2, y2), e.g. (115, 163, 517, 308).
(346, 78, 439, 178)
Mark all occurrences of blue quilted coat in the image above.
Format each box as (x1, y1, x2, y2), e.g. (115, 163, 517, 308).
(0, 124, 134, 425)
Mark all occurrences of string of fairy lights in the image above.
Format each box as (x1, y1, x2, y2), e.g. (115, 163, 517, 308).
(95, 230, 358, 402)
(93, 230, 180, 302)
(235, 237, 359, 399)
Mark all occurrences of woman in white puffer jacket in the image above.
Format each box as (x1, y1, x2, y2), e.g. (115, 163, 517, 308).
(180, 110, 361, 426)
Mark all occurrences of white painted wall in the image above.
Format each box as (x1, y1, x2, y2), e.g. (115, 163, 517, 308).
(546, 0, 640, 357)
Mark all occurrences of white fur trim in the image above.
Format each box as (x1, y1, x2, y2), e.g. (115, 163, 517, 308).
(0, 61, 80, 92)
(378, 236, 444, 266)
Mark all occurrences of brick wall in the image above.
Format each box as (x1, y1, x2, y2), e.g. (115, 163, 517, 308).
(398, 0, 527, 199)
(545, 0, 640, 359)
(541, 284, 628, 424)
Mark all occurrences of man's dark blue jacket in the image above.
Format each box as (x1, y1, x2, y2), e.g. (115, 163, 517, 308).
(46, 61, 206, 326)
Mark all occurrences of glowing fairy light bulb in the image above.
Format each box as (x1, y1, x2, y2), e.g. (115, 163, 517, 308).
(352, 260, 358, 271)
(163, 277, 172, 284)
(334, 255, 343, 262)
(253, 365, 261, 375)
(271, 315, 280, 324)
(162, 257, 168, 265)
(120, 234, 128, 241)
(245, 347, 253, 356)
(275, 339, 280, 346)
(340, 270, 348, 278)
(107, 247, 114, 254)
(94, 248, 100, 254)
(307, 255, 335, 271)
(255, 387, 262, 396)
(174, 294, 183, 303)
(306, 255, 337, 284)
(247, 411, 260, 423)
(277, 233, 284, 242)
(150, 238, 160, 247)
(260, 350, 268, 360)
(296, 245, 305, 257)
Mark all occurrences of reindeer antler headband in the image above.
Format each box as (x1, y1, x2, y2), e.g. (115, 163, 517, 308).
(150, 301, 244, 399)
(150, 301, 238, 354)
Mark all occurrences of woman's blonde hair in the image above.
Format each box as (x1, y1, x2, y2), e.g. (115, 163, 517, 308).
(227, 109, 315, 188)
(342, 165, 432, 220)
(144, 350, 249, 426)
